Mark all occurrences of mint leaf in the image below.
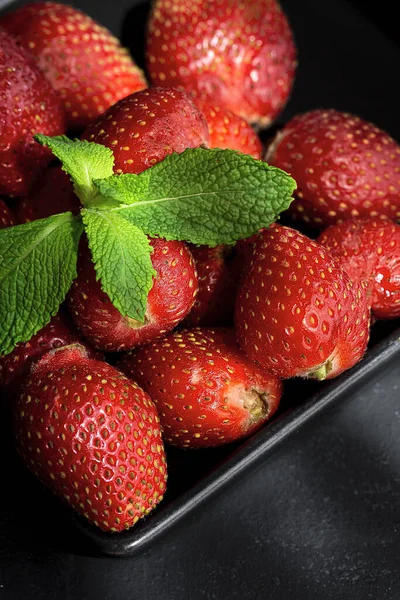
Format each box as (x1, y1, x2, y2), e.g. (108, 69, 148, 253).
(0, 213, 83, 356)
(100, 148, 296, 246)
(35, 135, 115, 207)
(81, 209, 155, 323)
(94, 173, 150, 205)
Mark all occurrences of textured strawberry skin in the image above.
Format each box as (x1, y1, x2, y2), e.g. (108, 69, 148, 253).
(1, 2, 147, 131)
(14, 344, 167, 532)
(326, 282, 370, 380)
(318, 217, 400, 320)
(0, 312, 101, 395)
(12, 166, 79, 223)
(117, 327, 282, 448)
(266, 109, 400, 228)
(0, 198, 16, 228)
(146, 0, 297, 127)
(67, 238, 198, 352)
(182, 244, 245, 327)
(235, 224, 370, 380)
(196, 101, 262, 159)
(0, 28, 65, 197)
(82, 87, 209, 174)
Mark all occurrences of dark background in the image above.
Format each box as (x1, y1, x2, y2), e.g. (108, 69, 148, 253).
(1, 0, 400, 598)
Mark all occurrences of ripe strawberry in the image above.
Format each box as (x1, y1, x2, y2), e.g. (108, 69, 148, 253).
(0, 27, 65, 197)
(67, 237, 198, 352)
(13, 344, 167, 532)
(117, 327, 282, 448)
(266, 109, 400, 228)
(197, 101, 262, 158)
(82, 87, 209, 174)
(235, 224, 370, 380)
(182, 244, 245, 327)
(146, 0, 296, 128)
(1, 2, 147, 131)
(0, 311, 101, 395)
(12, 166, 79, 223)
(74, 87, 207, 351)
(318, 217, 400, 320)
(0, 198, 16, 228)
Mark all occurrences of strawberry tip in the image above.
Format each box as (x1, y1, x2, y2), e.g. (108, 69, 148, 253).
(124, 314, 149, 329)
(308, 360, 333, 381)
(242, 389, 270, 421)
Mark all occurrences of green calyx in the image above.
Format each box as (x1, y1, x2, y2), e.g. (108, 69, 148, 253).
(0, 135, 296, 356)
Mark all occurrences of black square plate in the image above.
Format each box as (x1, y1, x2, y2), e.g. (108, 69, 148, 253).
(1, 0, 399, 558)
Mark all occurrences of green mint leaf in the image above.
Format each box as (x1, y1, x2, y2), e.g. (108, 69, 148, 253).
(0, 213, 83, 356)
(94, 173, 150, 205)
(35, 135, 115, 207)
(81, 209, 155, 323)
(106, 148, 296, 246)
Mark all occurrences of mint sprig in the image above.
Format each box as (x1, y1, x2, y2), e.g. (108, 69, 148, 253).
(0, 137, 296, 356)
(0, 213, 83, 356)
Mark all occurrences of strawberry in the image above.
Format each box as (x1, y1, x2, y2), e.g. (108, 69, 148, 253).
(318, 217, 400, 320)
(196, 101, 262, 158)
(13, 344, 167, 532)
(12, 166, 79, 224)
(182, 244, 245, 327)
(265, 109, 400, 228)
(0, 198, 16, 228)
(67, 237, 198, 352)
(70, 87, 208, 351)
(1, 2, 147, 131)
(117, 327, 282, 448)
(235, 224, 370, 380)
(82, 86, 209, 174)
(0, 27, 65, 197)
(0, 311, 101, 396)
(146, 0, 297, 128)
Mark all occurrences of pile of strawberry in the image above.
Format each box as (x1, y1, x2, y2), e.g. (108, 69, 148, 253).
(1, 0, 400, 534)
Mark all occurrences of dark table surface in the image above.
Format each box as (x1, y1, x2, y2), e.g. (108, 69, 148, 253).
(1, 0, 400, 598)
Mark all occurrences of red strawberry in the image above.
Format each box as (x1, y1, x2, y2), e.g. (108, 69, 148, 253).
(117, 327, 282, 449)
(67, 238, 198, 352)
(74, 87, 207, 351)
(12, 166, 79, 223)
(235, 224, 370, 380)
(197, 101, 262, 158)
(1, 2, 147, 131)
(0, 27, 65, 197)
(182, 244, 245, 327)
(82, 87, 209, 174)
(318, 217, 400, 320)
(0, 198, 16, 228)
(0, 311, 101, 396)
(146, 0, 297, 128)
(13, 344, 167, 532)
(266, 109, 400, 228)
